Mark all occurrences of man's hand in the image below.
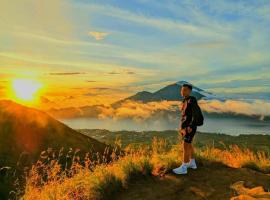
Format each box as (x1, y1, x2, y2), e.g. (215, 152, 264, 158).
(187, 126, 192, 134)
(179, 129, 186, 136)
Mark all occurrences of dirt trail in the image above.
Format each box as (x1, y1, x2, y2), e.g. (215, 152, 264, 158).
(113, 162, 270, 200)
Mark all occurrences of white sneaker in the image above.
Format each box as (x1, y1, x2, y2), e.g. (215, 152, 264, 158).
(172, 163, 188, 174)
(188, 159, 197, 169)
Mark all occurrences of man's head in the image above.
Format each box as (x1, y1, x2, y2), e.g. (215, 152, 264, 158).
(181, 83, 192, 97)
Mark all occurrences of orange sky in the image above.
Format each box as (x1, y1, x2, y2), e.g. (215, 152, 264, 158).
(1, 0, 270, 109)
(1, 72, 142, 109)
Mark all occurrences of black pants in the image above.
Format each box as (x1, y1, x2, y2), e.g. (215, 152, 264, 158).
(183, 126, 197, 143)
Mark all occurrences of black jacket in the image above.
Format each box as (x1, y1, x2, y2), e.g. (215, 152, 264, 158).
(180, 95, 197, 129)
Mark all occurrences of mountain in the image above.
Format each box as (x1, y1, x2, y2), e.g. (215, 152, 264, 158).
(112, 80, 220, 107)
(46, 81, 225, 119)
(0, 100, 108, 168)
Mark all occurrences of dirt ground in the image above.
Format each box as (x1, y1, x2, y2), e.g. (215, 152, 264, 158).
(112, 162, 270, 200)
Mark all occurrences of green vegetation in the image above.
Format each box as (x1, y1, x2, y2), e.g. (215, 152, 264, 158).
(78, 129, 270, 152)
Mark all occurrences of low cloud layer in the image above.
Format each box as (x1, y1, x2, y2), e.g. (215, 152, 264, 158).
(98, 100, 179, 122)
(48, 99, 270, 121)
(199, 99, 270, 119)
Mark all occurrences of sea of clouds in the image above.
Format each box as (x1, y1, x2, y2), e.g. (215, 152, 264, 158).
(49, 99, 270, 121)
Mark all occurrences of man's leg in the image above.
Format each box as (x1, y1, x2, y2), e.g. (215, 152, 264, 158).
(172, 140, 190, 174)
(185, 128, 196, 161)
(190, 144, 194, 160)
(172, 129, 196, 174)
(187, 143, 197, 169)
(183, 141, 191, 163)
(184, 128, 197, 169)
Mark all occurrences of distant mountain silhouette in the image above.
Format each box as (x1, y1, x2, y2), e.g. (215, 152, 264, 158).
(47, 81, 225, 119)
(0, 100, 108, 168)
(112, 80, 219, 108)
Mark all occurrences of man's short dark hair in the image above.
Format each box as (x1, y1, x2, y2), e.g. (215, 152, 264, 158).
(183, 83, 192, 90)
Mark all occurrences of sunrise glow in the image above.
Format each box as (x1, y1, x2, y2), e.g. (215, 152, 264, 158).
(10, 79, 43, 104)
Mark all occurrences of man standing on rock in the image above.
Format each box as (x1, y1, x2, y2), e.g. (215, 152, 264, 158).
(173, 83, 204, 175)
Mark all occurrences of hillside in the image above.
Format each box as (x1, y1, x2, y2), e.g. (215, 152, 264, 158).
(0, 100, 110, 199)
(21, 136, 270, 200)
(0, 100, 108, 167)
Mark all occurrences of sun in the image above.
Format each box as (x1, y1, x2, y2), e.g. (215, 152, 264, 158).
(10, 79, 43, 104)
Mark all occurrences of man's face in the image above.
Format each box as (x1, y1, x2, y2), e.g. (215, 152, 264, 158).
(180, 86, 191, 97)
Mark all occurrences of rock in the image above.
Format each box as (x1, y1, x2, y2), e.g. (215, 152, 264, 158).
(231, 181, 270, 200)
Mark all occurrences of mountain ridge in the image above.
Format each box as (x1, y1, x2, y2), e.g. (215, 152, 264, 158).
(112, 80, 221, 108)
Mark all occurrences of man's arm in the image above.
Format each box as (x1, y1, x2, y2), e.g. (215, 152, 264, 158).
(187, 97, 198, 132)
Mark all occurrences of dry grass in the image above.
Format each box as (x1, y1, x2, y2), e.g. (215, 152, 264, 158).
(21, 137, 270, 200)
(196, 144, 270, 173)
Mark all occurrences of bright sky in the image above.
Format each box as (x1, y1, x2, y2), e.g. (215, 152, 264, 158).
(1, 0, 270, 108)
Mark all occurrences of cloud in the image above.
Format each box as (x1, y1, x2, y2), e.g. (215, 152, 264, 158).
(83, 87, 110, 96)
(126, 71, 136, 75)
(40, 96, 52, 104)
(72, 1, 270, 91)
(90, 87, 110, 90)
(88, 31, 110, 40)
(0, 0, 72, 36)
(110, 100, 179, 121)
(187, 41, 226, 49)
(108, 71, 121, 75)
(2, 0, 269, 101)
(108, 69, 136, 75)
(84, 92, 97, 97)
(48, 100, 179, 121)
(49, 72, 85, 76)
(83, 4, 223, 38)
(48, 99, 270, 121)
(199, 99, 270, 118)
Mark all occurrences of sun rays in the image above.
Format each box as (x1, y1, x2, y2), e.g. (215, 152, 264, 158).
(8, 79, 43, 105)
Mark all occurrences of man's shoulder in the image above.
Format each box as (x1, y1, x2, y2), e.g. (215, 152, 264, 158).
(187, 96, 197, 104)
